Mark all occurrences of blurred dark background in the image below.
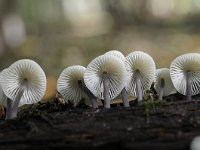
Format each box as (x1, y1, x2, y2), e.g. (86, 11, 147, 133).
(1, 0, 200, 100)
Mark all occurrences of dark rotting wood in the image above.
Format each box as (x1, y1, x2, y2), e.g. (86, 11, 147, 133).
(0, 93, 200, 150)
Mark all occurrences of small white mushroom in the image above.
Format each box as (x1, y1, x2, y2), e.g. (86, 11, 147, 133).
(0, 69, 7, 106)
(191, 136, 200, 150)
(2, 59, 46, 119)
(0, 69, 10, 119)
(125, 51, 156, 102)
(105, 50, 130, 107)
(154, 68, 176, 100)
(170, 53, 200, 101)
(0, 84, 6, 107)
(84, 54, 127, 108)
(57, 65, 97, 107)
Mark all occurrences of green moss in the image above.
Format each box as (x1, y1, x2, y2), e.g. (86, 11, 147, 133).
(141, 90, 166, 124)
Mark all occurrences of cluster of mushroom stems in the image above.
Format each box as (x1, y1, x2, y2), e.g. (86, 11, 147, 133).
(57, 51, 200, 109)
(0, 51, 200, 119)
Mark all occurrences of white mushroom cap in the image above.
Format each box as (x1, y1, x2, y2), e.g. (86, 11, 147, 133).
(57, 65, 88, 106)
(125, 51, 156, 96)
(105, 50, 131, 87)
(0, 86, 6, 106)
(170, 53, 200, 96)
(84, 54, 127, 100)
(191, 136, 200, 150)
(154, 68, 176, 97)
(105, 50, 125, 61)
(2, 59, 46, 107)
(0, 69, 7, 106)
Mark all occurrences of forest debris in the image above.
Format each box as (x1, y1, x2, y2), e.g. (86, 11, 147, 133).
(55, 91, 65, 105)
(26, 121, 44, 137)
(83, 109, 100, 116)
(0, 105, 5, 119)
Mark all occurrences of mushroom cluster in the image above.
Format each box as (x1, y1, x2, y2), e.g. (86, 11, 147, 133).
(57, 50, 156, 108)
(56, 51, 200, 109)
(1, 51, 200, 119)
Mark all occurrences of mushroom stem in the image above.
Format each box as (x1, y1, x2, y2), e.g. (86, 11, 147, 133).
(78, 80, 98, 108)
(103, 72, 110, 108)
(121, 88, 130, 107)
(150, 93, 156, 112)
(10, 85, 26, 119)
(135, 69, 143, 102)
(159, 78, 165, 100)
(186, 71, 192, 101)
(5, 98, 13, 120)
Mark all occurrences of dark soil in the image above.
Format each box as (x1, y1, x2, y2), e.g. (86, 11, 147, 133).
(0, 94, 200, 150)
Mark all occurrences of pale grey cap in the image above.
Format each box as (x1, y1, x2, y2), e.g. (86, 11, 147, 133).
(154, 68, 176, 97)
(170, 53, 200, 96)
(2, 59, 46, 107)
(105, 50, 131, 90)
(191, 136, 200, 150)
(84, 54, 127, 100)
(105, 50, 125, 61)
(125, 51, 156, 96)
(0, 69, 8, 106)
(57, 65, 88, 106)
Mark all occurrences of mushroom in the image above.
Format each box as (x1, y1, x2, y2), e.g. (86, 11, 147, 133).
(84, 54, 127, 108)
(2, 59, 46, 119)
(57, 65, 98, 108)
(0, 69, 7, 105)
(105, 50, 130, 107)
(125, 51, 156, 102)
(0, 82, 6, 107)
(154, 68, 176, 100)
(0, 69, 11, 119)
(191, 136, 200, 150)
(170, 53, 200, 101)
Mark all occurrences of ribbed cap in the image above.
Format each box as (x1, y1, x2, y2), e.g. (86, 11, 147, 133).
(57, 65, 88, 106)
(2, 59, 46, 107)
(84, 54, 127, 100)
(170, 53, 200, 96)
(125, 51, 156, 96)
(105, 50, 125, 61)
